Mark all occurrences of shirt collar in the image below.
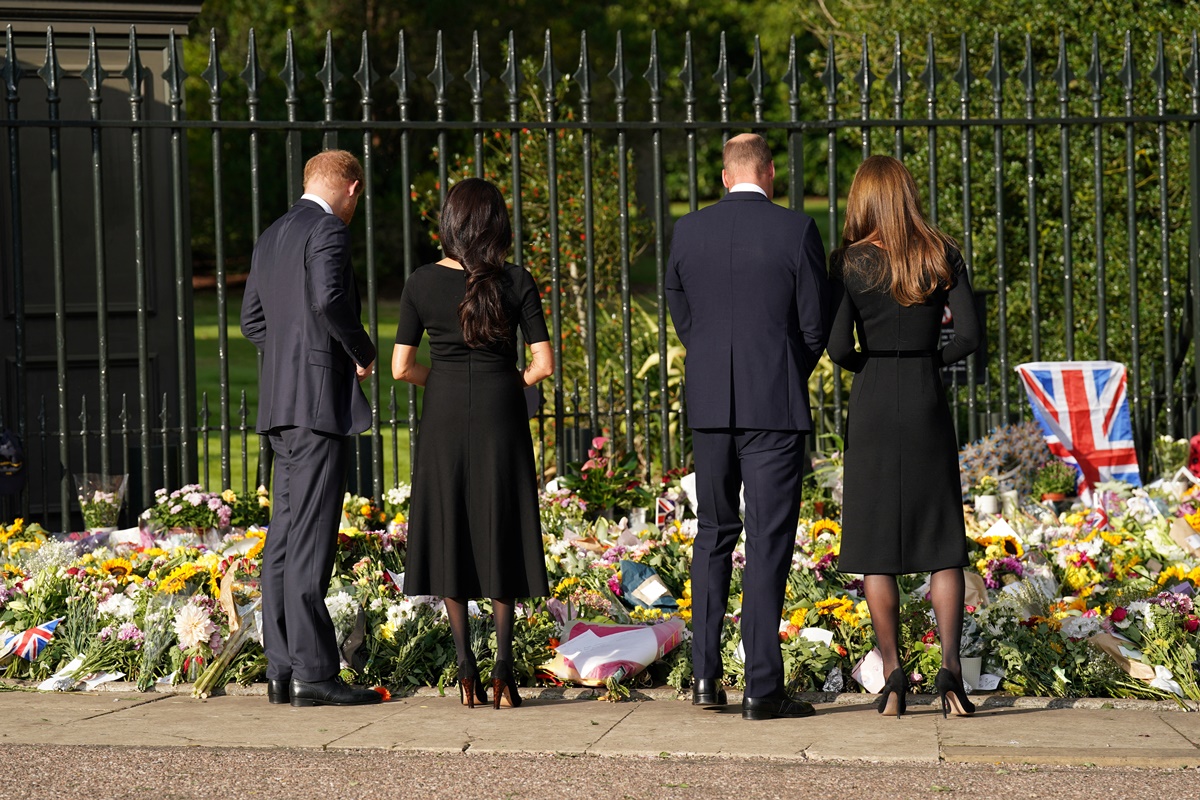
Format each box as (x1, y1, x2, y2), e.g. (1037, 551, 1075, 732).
(727, 182, 767, 197)
(300, 193, 334, 215)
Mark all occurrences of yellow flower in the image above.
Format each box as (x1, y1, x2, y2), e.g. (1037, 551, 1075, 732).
(379, 623, 396, 643)
(809, 519, 842, 539)
(553, 576, 580, 599)
(247, 536, 266, 560)
(221, 489, 236, 503)
(359, 504, 372, 516)
(789, 609, 807, 628)
(101, 558, 134, 580)
(158, 563, 206, 594)
(1100, 531, 1125, 547)
(6, 540, 39, 556)
(1156, 563, 1185, 587)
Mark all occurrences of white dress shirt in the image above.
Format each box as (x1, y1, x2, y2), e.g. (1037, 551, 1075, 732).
(300, 192, 334, 215)
(727, 182, 767, 197)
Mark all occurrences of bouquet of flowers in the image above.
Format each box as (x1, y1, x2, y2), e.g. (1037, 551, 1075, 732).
(558, 437, 653, 521)
(223, 486, 270, 529)
(343, 493, 388, 532)
(74, 473, 128, 531)
(143, 485, 232, 533)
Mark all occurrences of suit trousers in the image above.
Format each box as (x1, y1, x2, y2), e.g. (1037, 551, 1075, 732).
(690, 428, 805, 698)
(262, 426, 350, 682)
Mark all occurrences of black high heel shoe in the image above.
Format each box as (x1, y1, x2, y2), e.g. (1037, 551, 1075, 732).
(934, 668, 976, 718)
(491, 659, 522, 709)
(876, 668, 908, 717)
(457, 659, 488, 708)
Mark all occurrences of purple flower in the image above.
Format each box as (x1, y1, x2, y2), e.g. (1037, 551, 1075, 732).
(731, 551, 746, 569)
(117, 622, 144, 648)
(98, 625, 114, 642)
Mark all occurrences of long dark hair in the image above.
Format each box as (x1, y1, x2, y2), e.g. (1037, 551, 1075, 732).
(440, 178, 513, 347)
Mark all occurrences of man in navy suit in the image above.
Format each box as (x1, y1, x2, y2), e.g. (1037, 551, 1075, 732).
(667, 134, 830, 719)
(241, 150, 381, 707)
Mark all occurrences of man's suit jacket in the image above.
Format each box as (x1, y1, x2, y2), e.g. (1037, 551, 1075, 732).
(240, 199, 376, 436)
(666, 191, 830, 431)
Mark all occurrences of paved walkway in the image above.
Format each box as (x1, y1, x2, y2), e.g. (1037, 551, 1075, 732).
(1, 684, 1198, 767)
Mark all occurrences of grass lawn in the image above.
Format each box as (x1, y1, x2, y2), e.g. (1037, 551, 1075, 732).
(193, 293, 418, 491)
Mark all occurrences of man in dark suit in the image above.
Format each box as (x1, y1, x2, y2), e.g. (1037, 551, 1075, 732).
(667, 134, 830, 720)
(241, 150, 381, 708)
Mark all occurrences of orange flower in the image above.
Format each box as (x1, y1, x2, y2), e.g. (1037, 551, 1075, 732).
(373, 686, 392, 701)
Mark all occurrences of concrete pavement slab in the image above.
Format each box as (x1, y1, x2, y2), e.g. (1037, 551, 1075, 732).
(1158, 710, 1200, 747)
(798, 702, 942, 762)
(330, 694, 634, 753)
(587, 700, 808, 758)
(0, 691, 168, 746)
(937, 706, 1200, 767)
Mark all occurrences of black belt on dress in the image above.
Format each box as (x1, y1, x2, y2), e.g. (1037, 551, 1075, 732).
(862, 349, 937, 358)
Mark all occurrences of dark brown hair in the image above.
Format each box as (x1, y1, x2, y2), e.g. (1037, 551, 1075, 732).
(440, 178, 513, 347)
(839, 155, 956, 306)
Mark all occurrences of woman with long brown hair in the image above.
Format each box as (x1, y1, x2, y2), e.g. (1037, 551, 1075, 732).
(392, 178, 553, 709)
(827, 155, 981, 718)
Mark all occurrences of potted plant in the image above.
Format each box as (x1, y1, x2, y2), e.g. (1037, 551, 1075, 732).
(972, 475, 1000, 517)
(1032, 461, 1078, 505)
(558, 436, 654, 521)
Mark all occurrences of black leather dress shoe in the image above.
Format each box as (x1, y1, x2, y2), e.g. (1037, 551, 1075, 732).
(290, 677, 383, 708)
(692, 677, 728, 706)
(742, 692, 816, 720)
(267, 678, 291, 705)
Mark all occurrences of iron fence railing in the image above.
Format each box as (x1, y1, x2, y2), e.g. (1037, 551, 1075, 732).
(3, 23, 1200, 530)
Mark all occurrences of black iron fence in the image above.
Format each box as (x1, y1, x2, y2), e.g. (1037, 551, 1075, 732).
(3, 24, 1200, 530)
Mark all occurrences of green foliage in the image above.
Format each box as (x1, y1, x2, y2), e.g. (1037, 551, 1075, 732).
(558, 436, 654, 518)
(1033, 460, 1080, 497)
(779, 1, 1200, 436)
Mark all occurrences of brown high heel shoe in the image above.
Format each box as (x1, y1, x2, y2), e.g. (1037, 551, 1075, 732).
(491, 660, 522, 709)
(457, 659, 488, 708)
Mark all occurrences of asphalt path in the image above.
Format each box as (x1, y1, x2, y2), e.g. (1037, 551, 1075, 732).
(4, 745, 1199, 800)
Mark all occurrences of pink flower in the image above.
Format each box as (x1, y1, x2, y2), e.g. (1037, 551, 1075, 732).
(591, 436, 609, 450)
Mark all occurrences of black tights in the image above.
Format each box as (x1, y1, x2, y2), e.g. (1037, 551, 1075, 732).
(864, 568, 965, 678)
(444, 596, 516, 667)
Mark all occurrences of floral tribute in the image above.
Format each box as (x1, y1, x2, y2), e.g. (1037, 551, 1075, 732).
(0, 443, 1198, 707)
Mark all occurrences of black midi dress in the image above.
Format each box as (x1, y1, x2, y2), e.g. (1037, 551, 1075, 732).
(827, 244, 981, 575)
(394, 262, 551, 599)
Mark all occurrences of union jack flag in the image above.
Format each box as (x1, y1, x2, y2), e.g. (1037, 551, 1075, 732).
(1015, 361, 1141, 491)
(0, 617, 63, 661)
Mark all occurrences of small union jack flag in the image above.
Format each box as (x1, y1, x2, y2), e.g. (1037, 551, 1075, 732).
(1016, 361, 1142, 491)
(0, 617, 63, 661)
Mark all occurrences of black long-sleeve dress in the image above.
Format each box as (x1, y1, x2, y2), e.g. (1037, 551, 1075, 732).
(394, 262, 551, 599)
(827, 243, 981, 575)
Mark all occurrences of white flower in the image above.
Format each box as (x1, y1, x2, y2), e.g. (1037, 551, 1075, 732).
(324, 592, 361, 640)
(98, 593, 136, 620)
(384, 484, 411, 505)
(385, 600, 415, 627)
(1059, 615, 1101, 639)
(174, 603, 218, 650)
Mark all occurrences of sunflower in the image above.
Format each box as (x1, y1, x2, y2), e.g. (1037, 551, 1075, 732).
(158, 563, 206, 594)
(246, 535, 266, 560)
(809, 519, 842, 539)
(101, 557, 135, 580)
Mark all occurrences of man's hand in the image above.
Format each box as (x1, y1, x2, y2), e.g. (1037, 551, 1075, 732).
(356, 359, 375, 382)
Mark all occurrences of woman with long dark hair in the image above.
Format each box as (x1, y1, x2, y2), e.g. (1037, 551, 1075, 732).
(827, 156, 981, 718)
(392, 178, 553, 709)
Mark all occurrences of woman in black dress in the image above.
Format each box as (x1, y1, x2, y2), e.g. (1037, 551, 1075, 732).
(827, 156, 981, 718)
(392, 178, 553, 709)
